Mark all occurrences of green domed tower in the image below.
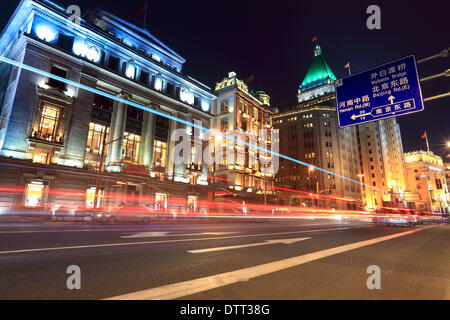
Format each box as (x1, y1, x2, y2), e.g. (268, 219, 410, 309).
(297, 44, 336, 103)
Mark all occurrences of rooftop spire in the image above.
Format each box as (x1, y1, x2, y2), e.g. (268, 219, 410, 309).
(313, 44, 322, 57)
(299, 43, 336, 92)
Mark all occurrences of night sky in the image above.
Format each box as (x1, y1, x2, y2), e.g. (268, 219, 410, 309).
(1, 0, 449, 158)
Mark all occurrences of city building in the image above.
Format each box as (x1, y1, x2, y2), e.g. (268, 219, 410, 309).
(0, 0, 217, 213)
(356, 118, 407, 210)
(211, 72, 275, 202)
(273, 44, 361, 209)
(404, 151, 449, 213)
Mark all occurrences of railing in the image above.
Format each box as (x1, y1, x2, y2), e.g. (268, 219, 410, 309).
(29, 130, 64, 144)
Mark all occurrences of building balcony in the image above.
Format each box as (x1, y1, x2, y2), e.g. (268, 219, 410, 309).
(29, 130, 64, 145)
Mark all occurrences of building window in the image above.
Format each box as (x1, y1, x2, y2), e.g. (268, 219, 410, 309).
(25, 181, 45, 207)
(92, 94, 113, 112)
(122, 132, 141, 163)
(139, 70, 149, 84)
(220, 100, 229, 113)
(47, 66, 67, 90)
(32, 147, 50, 164)
(220, 119, 228, 132)
(57, 33, 74, 51)
(152, 140, 167, 167)
(86, 122, 108, 155)
(36, 104, 60, 142)
(108, 56, 120, 72)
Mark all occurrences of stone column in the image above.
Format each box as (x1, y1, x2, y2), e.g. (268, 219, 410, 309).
(106, 92, 129, 172)
(140, 108, 155, 170)
(166, 116, 178, 180)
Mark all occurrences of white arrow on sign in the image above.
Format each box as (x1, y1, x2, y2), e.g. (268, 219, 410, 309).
(187, 237, 311, 253)
(388, 95, 395, 104)
(121, 231, 236, 239)
(351, 112, 371, 120)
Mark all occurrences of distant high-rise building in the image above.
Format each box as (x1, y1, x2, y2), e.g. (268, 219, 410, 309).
(274, 44, 361, 209)
(404, 151, 449, 213)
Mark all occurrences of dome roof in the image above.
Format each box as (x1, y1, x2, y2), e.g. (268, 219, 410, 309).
(299, 44, 336, 92)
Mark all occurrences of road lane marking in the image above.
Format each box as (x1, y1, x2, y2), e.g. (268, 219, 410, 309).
(187, 237, 311, 253)
(121, 232, 238, 238)
(105, 228, 425, 300)
(0, 226, 354, 255)
(0, 222, 351, 234)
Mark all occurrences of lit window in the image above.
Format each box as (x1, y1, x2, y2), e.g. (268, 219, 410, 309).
(220, 100, 229, 113)
(154, 77, 163, 91)
(122, 132, 141, 163)
(36, 105, 60, 142)
(25, 181, 45, 207)
(85, 122, 109, 155)
(152, 140, 167, 167)
(32, 147, 50, 164)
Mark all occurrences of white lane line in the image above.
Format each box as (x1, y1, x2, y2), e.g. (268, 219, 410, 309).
(0, 226, 354, 255)
(105, 228, 424, 300)
(0, 222, 349, 234)
(0, 228, 171, 234)
(121, 232, 237, 239)
(188, 237, 311, 253)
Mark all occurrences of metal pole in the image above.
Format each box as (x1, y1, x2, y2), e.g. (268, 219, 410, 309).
(417, 48, 449, 64)
(424, 91, 450, 102)
(93, 133, 128, 209)
(420, 69, 449, 82)
(94, 129, 108, 209)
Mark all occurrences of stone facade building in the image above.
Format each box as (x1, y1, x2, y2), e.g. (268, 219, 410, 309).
(274, 44, 361, 209)
(0, 0, 216, 213)
(211, 72, 275, 202)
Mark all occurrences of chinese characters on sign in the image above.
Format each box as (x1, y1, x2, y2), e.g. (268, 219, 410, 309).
(335, 55, 424, 128)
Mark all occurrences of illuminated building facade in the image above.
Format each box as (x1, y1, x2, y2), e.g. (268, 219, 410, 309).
(0, 0, 216, 212)
(212, 72, 275, 198)
(274, 44, 361, 209)
(404, 151, 449, 213)
(356, 119, 407, 210)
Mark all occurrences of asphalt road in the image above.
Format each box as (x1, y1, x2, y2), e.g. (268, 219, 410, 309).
(0, 218, 449, 300)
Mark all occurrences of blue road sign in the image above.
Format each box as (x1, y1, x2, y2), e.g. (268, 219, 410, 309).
(335, 55, 424, 128)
